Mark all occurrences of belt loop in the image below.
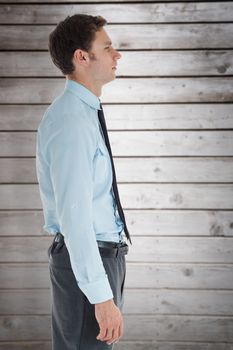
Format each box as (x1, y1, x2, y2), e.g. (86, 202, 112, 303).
(115, 247, 119, 258)
(54, 233, 60, 243)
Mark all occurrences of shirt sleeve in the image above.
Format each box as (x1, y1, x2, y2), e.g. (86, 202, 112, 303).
(45, 111, 114, 304)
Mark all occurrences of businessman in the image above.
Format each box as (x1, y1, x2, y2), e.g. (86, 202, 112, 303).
(36, 14, 132, 350)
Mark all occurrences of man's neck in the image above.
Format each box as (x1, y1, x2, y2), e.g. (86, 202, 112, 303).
(66, 75, 102, 98)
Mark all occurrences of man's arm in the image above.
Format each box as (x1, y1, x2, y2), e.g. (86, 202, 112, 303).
(46, 111, 113, 304)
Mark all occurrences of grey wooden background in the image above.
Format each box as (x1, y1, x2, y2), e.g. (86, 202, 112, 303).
(0, 1, 233, 349)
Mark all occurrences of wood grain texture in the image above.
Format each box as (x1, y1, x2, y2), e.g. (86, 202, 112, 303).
(1, 104, 233, 130)
(1, 51, 233, 77)
(129, 261, 229, 289)
(1, 157, 233, 183)
(1, 289, 233, 315)
(0, 315, 233, 341)
(1, 263, 232, 290)
(1, 210, 233, 237)
(1, 24, 233, 50)
(1, 130, 233, 157)
(119, 183, 233, 209)
(1, 1, 233, 348)
(1, 184, 233, 209)
(1, 3, 233, 24)
(1, 78, 233, 104)
(0, 236, 233, 263)
(0, 341, 232, 350)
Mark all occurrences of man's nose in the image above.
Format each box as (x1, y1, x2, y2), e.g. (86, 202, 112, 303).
(115, 50, 121, 60)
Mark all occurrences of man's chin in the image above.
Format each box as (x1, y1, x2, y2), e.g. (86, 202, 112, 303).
(104, 74, 116, 85)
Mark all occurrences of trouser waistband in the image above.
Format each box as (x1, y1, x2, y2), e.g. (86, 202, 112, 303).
(52, 232, 129, 258)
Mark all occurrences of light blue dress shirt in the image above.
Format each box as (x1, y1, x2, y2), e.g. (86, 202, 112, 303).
(36, 79, 125, 304)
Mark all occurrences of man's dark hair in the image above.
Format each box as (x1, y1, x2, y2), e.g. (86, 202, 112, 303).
(49, 14, 107, 75)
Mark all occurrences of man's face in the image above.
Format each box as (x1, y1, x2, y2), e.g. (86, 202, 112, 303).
(87, 27, 121, 85)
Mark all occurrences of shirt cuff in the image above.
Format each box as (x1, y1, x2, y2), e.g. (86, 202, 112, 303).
(78, 276, 114, 304)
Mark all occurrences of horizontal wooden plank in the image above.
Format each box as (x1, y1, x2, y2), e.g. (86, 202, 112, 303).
(85, 103, 233, 129)
(1, 210, 233, 237)
(1, 131, 233, 157)
(1, 157, 233, 183)
(113, 158, 233, 182)
(1, 263, 232, 289)
(123, 210, 233, 237)
(0, 342, 53, 350)
(0, 342, 51, 350)
(125, 315, 233, 342)
(0, 341, 232, 350)
(1, 3, 233, 24)
(0, 236, 233, 263)
(1, 104, 233, 131)
(127, 237, 233, 263)
(0, 105, 45, 131)
(0, 315, 232, 341)
(1, 51, 233, 77)
(0, 316, 51, 341)
(1, 50, 233, 77)
(1, 78, 233, 104)
(0, 263, 50, 289)
(1, 24, 233, 50)
(128, 261, 233, 291)
(102, 77, 233, 103)
(1, 184, 233, 209)
(119, 183, 233, 209)
(0, 289, 52, 315)
(99, 289, 233, 316)
(1, 289, 233, 316)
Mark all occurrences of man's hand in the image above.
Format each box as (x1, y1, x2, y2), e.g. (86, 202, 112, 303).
(95, 298, 123, 345)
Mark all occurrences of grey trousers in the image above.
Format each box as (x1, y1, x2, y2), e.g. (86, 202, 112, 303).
(48, 235, 126, 350)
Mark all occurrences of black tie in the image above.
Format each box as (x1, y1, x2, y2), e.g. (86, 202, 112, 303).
(97, 103, 132, 245)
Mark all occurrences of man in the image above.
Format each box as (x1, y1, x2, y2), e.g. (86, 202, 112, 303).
(36, 14, 132, 350)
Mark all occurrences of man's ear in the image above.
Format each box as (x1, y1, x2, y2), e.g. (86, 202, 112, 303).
(73, 49, 89, 66)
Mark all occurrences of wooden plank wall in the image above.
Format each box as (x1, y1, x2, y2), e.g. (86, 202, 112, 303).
(0, 1, 233, 349)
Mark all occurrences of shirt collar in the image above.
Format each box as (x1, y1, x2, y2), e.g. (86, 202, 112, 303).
(65, 79, 101, 110)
